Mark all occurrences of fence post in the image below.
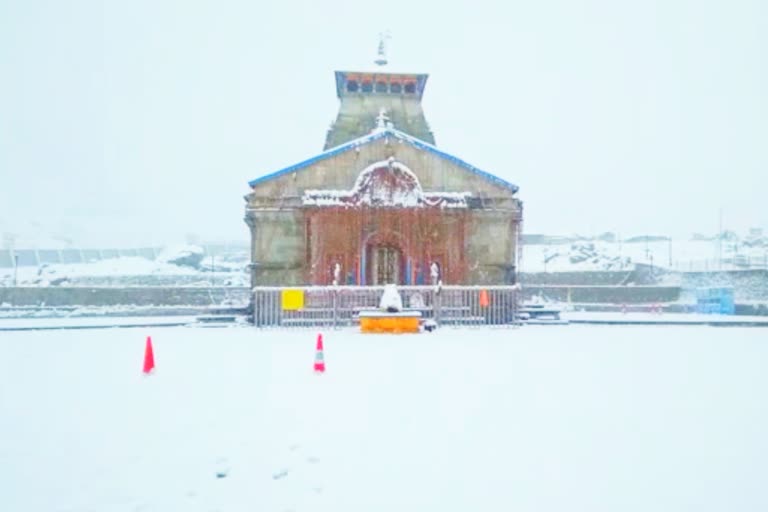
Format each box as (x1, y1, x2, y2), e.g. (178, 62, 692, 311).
(332, 289, 339, 329)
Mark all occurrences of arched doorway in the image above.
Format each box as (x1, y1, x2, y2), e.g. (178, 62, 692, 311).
(367, 243, 403, 285)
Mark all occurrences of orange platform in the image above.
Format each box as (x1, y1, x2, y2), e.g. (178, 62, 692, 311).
(358, 311, 422, 334)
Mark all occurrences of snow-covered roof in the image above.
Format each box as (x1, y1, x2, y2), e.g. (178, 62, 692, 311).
(248, 126, 519, 194)
(302, 159, 471, 209)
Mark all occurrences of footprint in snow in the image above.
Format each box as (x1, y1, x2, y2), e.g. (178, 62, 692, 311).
(272, 469, 290, 480)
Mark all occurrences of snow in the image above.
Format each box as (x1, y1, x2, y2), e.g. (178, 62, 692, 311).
(378, 283, 403, 311)
(0, 219, 79, 249)
(0, 305, 211, 320)
(562, 310, 768, 324)
(0, 254, 248, 288)
(302, 159, 471, 209)
(357, 310, 421, 318)
(2, 326, 768, 511)
(522, 238, 768, 273)
(0, 316, 198, 330)
(0, 257, 200, 287)
(155, 245, 205, 266)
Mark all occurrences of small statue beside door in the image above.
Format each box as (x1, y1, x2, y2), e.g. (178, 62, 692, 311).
(430, 261, 441, 286)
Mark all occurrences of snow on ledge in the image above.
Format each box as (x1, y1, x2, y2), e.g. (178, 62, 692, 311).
(302, 159, 471, 209)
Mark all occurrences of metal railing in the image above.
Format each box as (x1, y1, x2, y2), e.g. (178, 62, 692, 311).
(251, 285, 521, 329)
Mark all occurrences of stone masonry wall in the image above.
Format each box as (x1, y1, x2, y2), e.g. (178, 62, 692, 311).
(248, 209, 306, 286)
(0, 287, 251, 307)
(523, 286, 681, 304)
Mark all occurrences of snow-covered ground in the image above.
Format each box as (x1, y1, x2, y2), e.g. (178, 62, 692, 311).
(0, 315, 200, 330)
(2, 326, 767, 511)
(562, 310, 768, 324)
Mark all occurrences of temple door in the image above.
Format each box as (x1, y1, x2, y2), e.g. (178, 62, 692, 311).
(369, 245, 403, 285)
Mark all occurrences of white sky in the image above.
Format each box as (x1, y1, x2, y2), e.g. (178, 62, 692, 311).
(1, 0, 766, 247)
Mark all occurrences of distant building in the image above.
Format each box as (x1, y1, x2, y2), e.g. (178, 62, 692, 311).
(245, 42, 523, 287)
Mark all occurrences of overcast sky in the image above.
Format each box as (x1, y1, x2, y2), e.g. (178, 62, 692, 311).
(1, 0, 766, 247)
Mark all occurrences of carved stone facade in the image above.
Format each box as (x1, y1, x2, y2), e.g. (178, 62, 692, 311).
(245, 62, 522, 287)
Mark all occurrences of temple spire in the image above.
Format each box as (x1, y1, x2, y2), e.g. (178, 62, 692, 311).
(326, 31, 435, 148)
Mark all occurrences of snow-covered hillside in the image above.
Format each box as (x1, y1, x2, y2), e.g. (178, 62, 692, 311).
(0, 245, 249, 287)
(522, 235, 768, 273)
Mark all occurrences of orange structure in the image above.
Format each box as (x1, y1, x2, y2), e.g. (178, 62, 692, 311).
(359, 311, 421, 334)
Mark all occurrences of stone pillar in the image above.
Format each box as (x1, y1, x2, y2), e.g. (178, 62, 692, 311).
(244, 212, 257, 290)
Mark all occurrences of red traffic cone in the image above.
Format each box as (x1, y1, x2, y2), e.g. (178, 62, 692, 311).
(313, 334, 325, 374)
(143, 336, 155, 374)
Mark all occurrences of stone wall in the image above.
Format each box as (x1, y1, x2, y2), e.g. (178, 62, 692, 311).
(523, 285, 681, 304)
(247, 209, 306, 286)
(0, 287, 251, 307)
(467, 211, 517, 284)
(325, 95, 434, 148)
(520, 268, 654, 286)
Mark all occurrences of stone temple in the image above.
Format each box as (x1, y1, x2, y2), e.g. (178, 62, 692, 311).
(244, 45, 523, 287)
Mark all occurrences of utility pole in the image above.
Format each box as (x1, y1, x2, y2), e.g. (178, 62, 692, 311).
(618, 234, 622, 269)
(13, 254, 18, 286)
(668, 237, 673, 268)
(718, 207, 723, 271)
(649, 253, 654, 279)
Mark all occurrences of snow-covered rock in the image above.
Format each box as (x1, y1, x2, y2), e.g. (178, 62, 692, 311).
(156, 245, 205, 269)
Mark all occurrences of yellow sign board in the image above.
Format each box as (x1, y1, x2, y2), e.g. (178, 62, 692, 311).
(281, 289, 305, 311)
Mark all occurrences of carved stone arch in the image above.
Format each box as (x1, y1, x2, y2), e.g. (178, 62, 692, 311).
(350, 158, 424, 207)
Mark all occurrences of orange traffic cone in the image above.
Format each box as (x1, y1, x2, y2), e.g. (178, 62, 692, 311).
(143, 336, 155, 375)
(313, 333, 325, 374)
(479, 289, 490, 308)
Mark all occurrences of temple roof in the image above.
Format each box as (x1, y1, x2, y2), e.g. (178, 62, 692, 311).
(248, 126, 519, 194)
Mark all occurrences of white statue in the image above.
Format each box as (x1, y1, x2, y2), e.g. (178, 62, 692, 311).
(332, 262, 341, 286)
(430, 261, 440, 285)
(409, 291, 426, 308)
(379, 283, 403, 312)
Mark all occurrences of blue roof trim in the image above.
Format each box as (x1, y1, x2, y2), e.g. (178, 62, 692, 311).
(247, 131, 388, 188)
(247, 128, 519, 193)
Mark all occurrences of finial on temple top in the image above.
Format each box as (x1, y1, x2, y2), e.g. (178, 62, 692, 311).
(374, 31, 391, 67)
